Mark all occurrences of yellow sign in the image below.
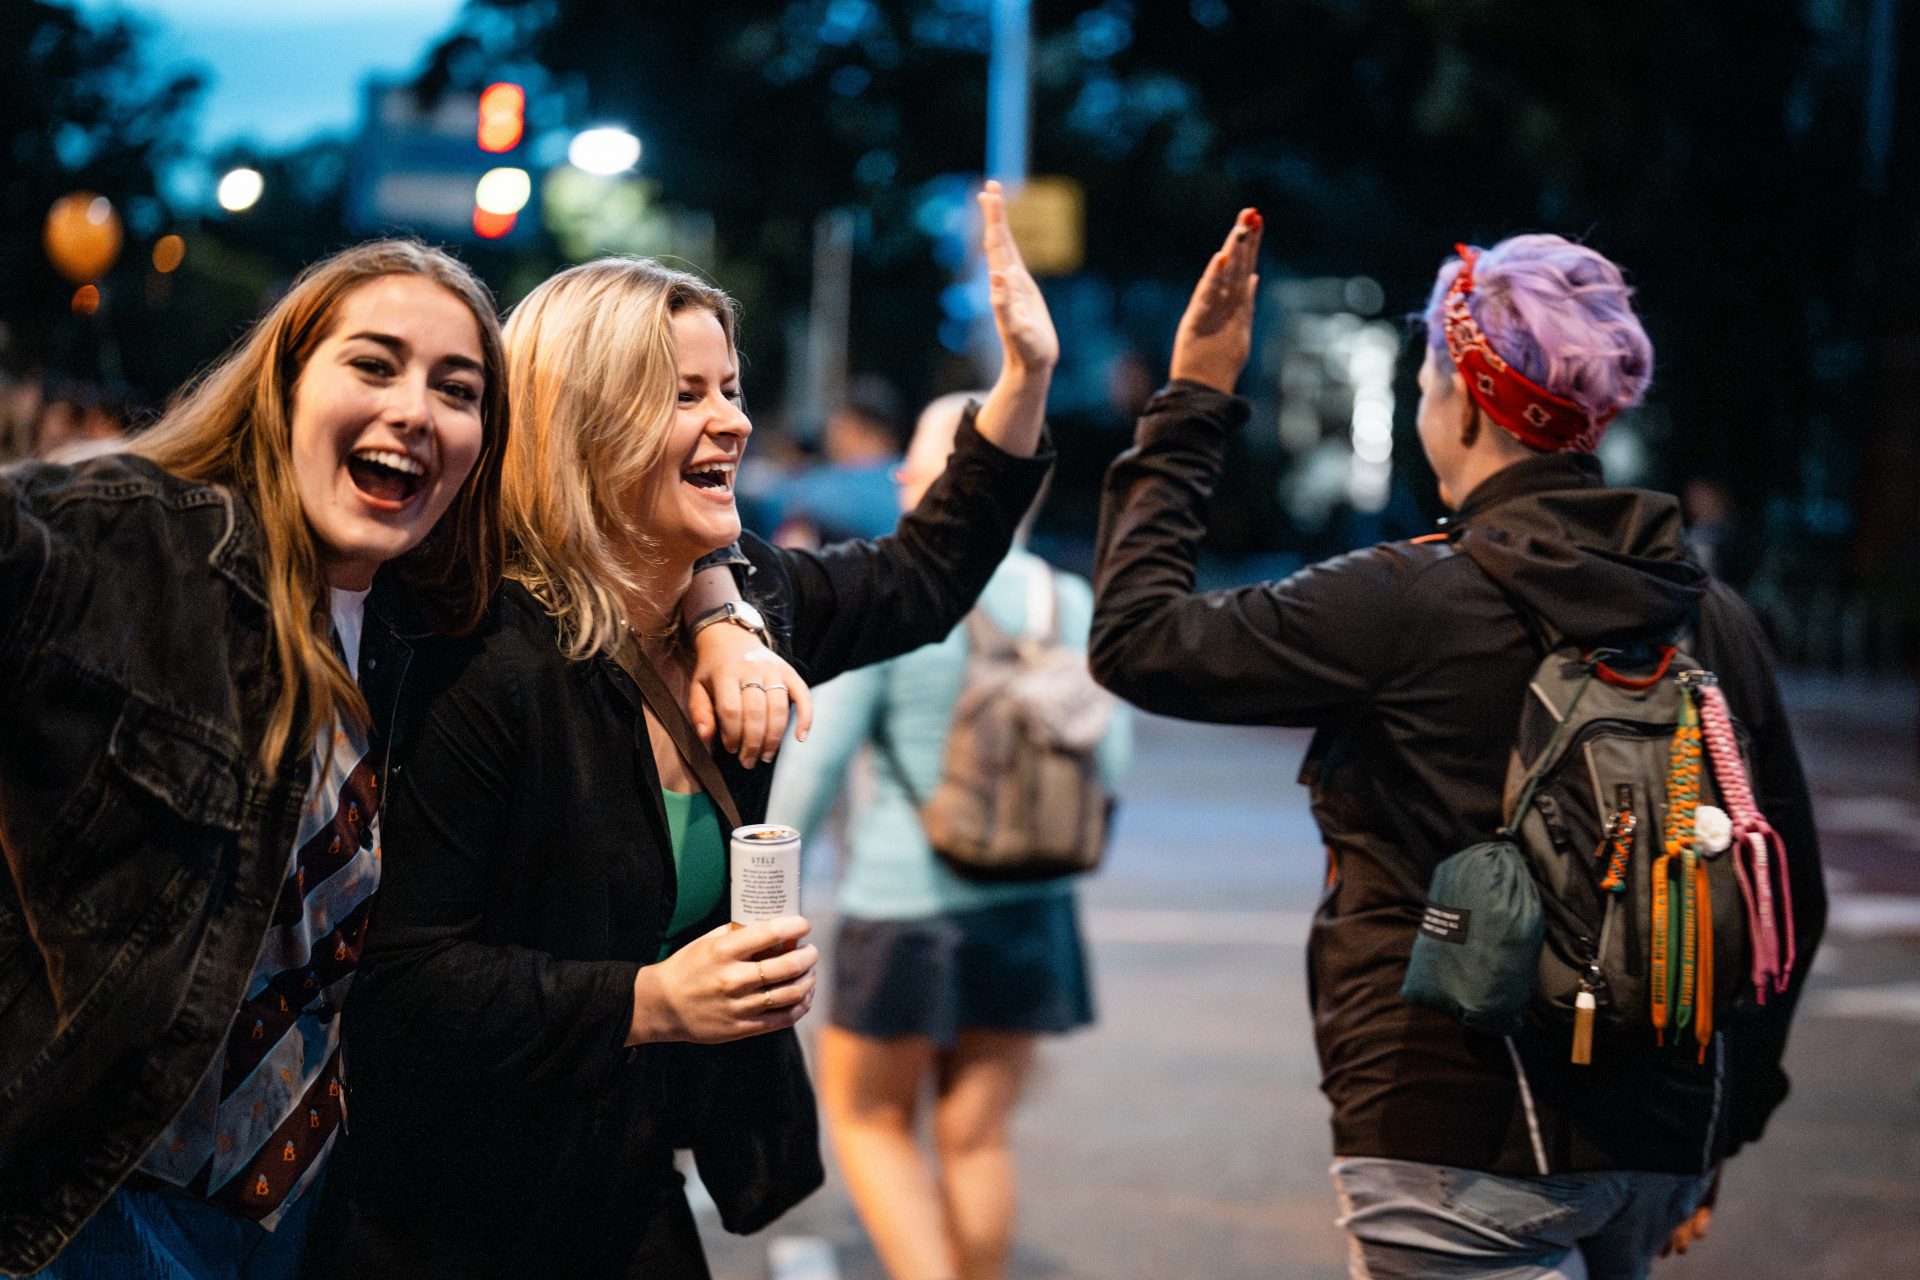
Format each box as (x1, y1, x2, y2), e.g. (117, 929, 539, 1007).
(1004, 177, 1084, 276)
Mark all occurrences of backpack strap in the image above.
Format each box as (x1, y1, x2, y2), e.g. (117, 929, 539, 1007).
(963, 608, 1012, 655)
(964, 557, 1058, 653)
(1026, 562, 1059, 645)
(870, 718, 929, 812)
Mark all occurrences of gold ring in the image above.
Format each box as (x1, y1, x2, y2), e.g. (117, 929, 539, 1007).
(763, 989, 774, 1011)
(756, 961, 768, 985)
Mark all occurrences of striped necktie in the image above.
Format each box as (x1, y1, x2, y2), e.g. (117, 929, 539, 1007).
(201, 745, 380, 1221)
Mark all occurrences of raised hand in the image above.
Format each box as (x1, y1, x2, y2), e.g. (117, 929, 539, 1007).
(628, 916, 819, 1046)
(1170, 208, 1262, 394)
(967, 181, 1056, 459)
(979, 179, 1059, 374)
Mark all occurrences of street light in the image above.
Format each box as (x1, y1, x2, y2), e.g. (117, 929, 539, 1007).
(568, 127, 642, 176)
(477, 82, 526, 153)
(217, 168, 264, 213)
(43, 192, 122, 283)
(474, 167, 532, 216)
(473, 167, 531, 240)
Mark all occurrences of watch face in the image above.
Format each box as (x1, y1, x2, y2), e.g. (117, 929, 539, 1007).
(732, 600, 766, 630)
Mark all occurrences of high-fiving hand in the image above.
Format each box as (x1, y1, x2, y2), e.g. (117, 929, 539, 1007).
(966, 180, 1056, 459)
(1170, 208, 1262, 394)
(979, 179, 1060, 374)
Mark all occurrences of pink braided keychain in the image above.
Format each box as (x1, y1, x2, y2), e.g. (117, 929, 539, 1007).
(1695, 681, 1796, 1001)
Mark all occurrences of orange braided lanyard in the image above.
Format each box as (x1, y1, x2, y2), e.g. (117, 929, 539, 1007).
(1653, 689, 1703, 1045)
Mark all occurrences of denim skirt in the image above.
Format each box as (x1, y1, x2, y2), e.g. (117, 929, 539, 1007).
(829, 895, 1095, 1048)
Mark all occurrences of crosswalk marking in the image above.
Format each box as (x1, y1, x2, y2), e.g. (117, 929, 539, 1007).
(1806, 981, 1920, 1024)
(1815, 796, 1920, 844)
(1829, 893, 1920, 937)
(1085, 907, 1313, 947)
(768, 1235, 841, 1280)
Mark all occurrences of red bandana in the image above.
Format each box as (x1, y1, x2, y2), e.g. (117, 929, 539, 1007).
(1441, 244, 1613, 453)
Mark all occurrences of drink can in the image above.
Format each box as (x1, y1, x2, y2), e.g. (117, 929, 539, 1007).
(730, 824, 801, 928)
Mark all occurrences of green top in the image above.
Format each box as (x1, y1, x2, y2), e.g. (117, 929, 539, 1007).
(659, 788, 726, 959)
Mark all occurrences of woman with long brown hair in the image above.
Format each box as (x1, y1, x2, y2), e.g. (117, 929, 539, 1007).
(0, 240, 509, 1278)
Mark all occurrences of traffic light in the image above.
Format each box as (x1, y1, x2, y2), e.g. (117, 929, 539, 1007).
(477, 83, 525, 154)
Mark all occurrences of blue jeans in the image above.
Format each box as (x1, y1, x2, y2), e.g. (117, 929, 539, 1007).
(1331, 1157, 1713, 1280)
(30, 1178, 322, 1280)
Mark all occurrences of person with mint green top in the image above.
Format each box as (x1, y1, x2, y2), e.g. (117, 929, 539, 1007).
(766, 393, 1131, 1280)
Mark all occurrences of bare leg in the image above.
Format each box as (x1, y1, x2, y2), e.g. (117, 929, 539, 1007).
(817, 1024, 958, 1280)
(931, 1030, 1038, 1280)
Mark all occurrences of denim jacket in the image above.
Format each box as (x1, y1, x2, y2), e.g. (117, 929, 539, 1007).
(0, 455, 417, 1275)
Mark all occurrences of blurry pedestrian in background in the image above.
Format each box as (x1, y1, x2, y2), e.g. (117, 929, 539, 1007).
(771, 373, 907, 545)
(32, 378, 134, 464)
(768, 393, 1131, 1280)
(0, 358, 43, 464)
(1091, 214, 1824, 1280)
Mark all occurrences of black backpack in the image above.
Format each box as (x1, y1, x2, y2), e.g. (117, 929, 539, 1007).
(1404, 635, 1799, 1066)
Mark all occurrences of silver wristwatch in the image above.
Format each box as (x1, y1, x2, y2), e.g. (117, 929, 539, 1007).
(688, 599, 771, 648)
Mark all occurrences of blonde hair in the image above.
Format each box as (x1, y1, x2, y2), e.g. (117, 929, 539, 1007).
(500, 257, 737, 660)
(136, 240, 509, 771)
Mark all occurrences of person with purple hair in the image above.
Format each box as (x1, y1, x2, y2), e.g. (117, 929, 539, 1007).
(1090, 219, 1826, 1279)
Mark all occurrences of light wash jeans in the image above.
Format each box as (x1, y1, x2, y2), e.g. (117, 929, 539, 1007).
(30, 1177, 322, 1280)
(1331, 1157, 1713, 1280)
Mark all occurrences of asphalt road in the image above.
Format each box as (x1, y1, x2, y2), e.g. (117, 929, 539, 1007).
(704, 673, 1920, 1280)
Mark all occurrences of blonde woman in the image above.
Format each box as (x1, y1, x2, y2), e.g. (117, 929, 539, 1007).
(328, 183, 1056, 1278)
(0, 241, 508, 1278)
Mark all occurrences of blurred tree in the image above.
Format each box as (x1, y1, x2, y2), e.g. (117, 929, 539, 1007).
(426, 0, 1890, 569)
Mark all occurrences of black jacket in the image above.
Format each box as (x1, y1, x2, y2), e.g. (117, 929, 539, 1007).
(1091, 383, 1825, 1176)
(327, 413, 1052, 1278)
(0, 456, 421, 1276)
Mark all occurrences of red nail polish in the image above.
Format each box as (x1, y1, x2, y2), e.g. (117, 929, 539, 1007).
(1248, 210, 1263, 230)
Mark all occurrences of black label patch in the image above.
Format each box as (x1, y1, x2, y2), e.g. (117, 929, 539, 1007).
(1419, 904, 1471, 945)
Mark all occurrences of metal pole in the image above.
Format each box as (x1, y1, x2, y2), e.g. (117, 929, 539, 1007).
(987, 0, 1031, 185)
(973, 0, 1032, 375)
(1865, 0, 1900, 194)
(795, 207, 855, 442)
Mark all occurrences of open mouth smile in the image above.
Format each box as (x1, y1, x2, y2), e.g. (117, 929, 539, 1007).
(683, 459, 737, 499)
(346, 447, 430, 507)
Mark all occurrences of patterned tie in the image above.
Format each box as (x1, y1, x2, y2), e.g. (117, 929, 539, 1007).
(200, 756, 379, 1220)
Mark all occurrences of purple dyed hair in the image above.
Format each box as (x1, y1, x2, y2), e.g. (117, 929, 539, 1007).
(1422, 234, 1654, 434)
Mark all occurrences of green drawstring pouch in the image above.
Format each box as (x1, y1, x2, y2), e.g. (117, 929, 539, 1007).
(1401, 838, 1543, 1035)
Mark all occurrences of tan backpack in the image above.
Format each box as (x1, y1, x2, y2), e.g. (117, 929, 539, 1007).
(876, 566, 1118, 881)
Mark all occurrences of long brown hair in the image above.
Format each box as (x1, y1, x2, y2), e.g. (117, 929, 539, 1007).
(499, 257, 737, 660)
(136, 240, 509, 771)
